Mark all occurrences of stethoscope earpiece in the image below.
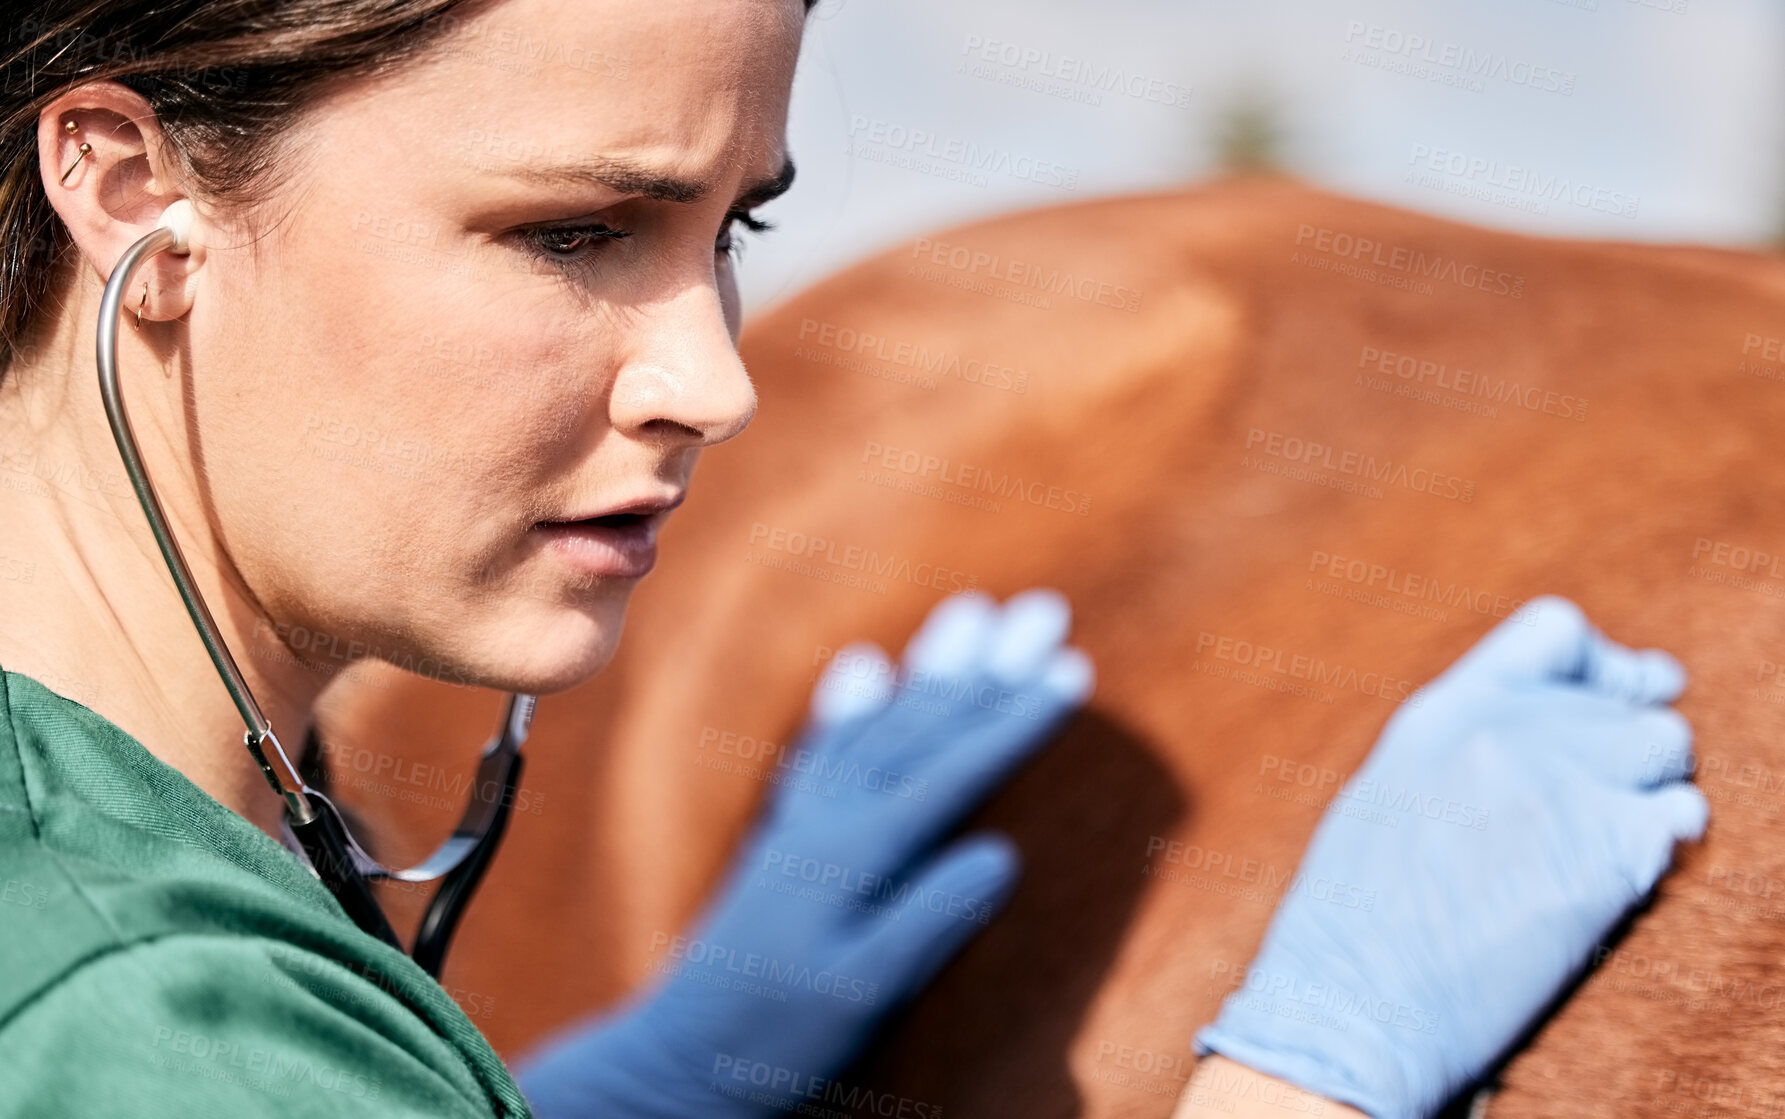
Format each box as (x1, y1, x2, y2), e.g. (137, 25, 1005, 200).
(94, 217, 532, 976)
(155, 199, 194, 255)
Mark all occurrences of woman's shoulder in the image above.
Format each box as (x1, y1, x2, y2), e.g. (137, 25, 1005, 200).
(0, 667, 355, 973)
(0, 670, 531, 1117)
(0, 931, 517, 1117)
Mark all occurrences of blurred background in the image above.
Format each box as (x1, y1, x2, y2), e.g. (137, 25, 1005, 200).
(738, 0, 1785, 314)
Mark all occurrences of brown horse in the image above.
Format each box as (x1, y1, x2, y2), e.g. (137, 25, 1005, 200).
(317, 175, 1785, 1118)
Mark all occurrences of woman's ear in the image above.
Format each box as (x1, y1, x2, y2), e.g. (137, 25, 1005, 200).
(37, 81, 203, 325)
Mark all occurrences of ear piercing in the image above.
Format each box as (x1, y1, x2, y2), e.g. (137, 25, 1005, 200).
(134, 282, 148, 330)
(59, 119, 90, 184)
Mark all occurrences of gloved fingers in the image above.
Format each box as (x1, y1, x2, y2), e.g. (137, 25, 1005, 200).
(799, 660, 1088, 873)
(1607, 707, 1694, 787)
(796, 587, 1073, 756)
(1501, 692, 1693, 787)
(801, 589, 1043, 748)
(900, 647, 1089, 783)
(1445, 595, 1592, 685)
(835, 641, 1092, 783)
(1611, 782, 1710, 897)
(766, 601, 1090, 867)
(982, 588, 1074, 684)
(806, 642, 896, 730)
(1580, 646, 1687, 707)
(833, 831, 1021, 1003)
(900, 592, 1000, 678)
(1040, 645, 1096, 707)
(1449, 595, 1685, 704)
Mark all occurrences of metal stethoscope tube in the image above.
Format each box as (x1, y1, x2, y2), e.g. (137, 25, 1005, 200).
(96, 202, 532, 976)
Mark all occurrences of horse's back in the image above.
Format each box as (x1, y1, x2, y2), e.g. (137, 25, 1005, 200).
(325, 177, 1785, 1118)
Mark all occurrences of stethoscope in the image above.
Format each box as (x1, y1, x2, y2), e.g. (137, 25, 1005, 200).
(96, 200, 531, 977)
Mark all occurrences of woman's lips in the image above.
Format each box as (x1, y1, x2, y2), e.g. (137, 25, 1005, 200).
(533, 513, 662, 579)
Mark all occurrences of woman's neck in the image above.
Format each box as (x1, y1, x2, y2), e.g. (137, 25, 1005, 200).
(0, 280, 328, 841)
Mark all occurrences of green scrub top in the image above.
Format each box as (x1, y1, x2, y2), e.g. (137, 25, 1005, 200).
(0, 667, 534, 1117)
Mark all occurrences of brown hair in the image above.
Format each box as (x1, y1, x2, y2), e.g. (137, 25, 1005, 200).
(0, 0, 818, 376)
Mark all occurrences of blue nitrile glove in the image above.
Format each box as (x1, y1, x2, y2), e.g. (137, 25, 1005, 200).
(1194, 595, 1709, 1119)
(517, 589, 1094, 1118)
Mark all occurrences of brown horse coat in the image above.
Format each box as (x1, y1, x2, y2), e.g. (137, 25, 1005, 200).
(320, 176, 1785, 1117)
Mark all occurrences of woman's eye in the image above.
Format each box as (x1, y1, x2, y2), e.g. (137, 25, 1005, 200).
(717, 209, 775, 262)
(523, 223, 631, 274)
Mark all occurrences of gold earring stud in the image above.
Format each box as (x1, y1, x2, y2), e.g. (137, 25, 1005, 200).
(59, 142, 91, 185)
(63, 120, 78, 135)
(134, 283, 148, 330)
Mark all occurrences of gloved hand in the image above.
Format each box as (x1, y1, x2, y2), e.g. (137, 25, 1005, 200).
(516, 589, 1093, 1118)
(1194, 595, 1707, 1119)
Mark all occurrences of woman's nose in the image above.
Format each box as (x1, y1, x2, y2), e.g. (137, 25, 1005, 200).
(608, 280, 757, 447)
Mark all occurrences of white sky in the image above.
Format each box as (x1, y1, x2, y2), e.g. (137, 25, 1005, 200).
(737, 0, 1785, 315)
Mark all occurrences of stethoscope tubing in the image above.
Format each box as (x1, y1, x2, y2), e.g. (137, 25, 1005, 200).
(95, 208, 531, 975)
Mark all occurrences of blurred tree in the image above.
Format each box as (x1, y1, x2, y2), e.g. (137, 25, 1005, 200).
(1212, 87, 1289, 175)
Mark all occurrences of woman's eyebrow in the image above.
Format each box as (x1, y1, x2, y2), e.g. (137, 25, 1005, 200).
(499, 154, 797, 208)
(735, 158, 797, 209)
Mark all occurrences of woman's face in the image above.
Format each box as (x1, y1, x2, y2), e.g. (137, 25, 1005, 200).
(186, 0, 803, 694)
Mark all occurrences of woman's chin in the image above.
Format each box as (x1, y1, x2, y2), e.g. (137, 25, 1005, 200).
(464, 602, 629, 696)
(511, 641, 623, 696)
